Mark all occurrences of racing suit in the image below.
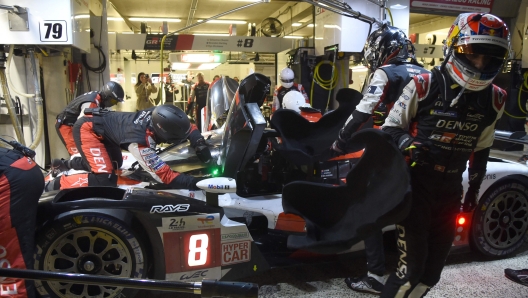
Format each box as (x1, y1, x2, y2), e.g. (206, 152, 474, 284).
(340, 63, 430, 279)
(55, 92, 101, 171)
(53, 108, 203, 190)
(272, 83, 309, 113)
(380, 68, 506, 297)
(0, 148, 44, 298)
(188, 81, 210, 132)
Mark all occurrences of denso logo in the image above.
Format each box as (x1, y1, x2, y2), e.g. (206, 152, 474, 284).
(0, 245, 18, 295)
(150, 204, 190, 213)
(180, 270, 208, 280)
(436, 120, 478, 131)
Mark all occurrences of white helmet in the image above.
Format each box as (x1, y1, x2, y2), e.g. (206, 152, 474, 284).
(280, 67, 295, 88)
(443, 13, 510, 91)
(282, 91, 308, 112)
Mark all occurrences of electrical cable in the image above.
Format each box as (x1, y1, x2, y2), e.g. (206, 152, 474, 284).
(81, 45, 106, 73)
(310, 60, 339, 107)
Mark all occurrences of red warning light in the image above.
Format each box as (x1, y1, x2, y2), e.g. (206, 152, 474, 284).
(458, 216, 466, 225)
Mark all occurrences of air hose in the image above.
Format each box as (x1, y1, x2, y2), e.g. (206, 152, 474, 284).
(310, 60, 339, 107)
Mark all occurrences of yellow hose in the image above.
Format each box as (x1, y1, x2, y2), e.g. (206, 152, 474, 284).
(0, 69, 25, 144)
(310, 60, 339, 106)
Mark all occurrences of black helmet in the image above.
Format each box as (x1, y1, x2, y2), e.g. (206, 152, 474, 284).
(150, 105, 191, 143)
(100, 81, 125, 108)
(363, 25, 415, 71)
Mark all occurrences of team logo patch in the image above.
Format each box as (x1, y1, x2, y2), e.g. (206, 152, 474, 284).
(434, 165, 445, 172)
(430, 110, 457, 117)
(367, 86, 378, 94)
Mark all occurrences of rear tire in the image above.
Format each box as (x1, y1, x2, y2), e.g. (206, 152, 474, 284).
(470, 181, 528, 258)
(34, 213, 148, 298)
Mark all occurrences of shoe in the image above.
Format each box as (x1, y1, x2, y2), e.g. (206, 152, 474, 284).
(345, 274, 384, 294)
(505, 268, 528, 286)
(51, 158, 71, 176)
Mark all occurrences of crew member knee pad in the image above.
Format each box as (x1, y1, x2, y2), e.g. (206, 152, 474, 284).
(89, 173, 118, 187)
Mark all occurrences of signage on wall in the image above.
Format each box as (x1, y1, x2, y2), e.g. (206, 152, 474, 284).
(411, 0, 494, 13)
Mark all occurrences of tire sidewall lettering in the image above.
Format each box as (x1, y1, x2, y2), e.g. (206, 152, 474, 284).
(34, 214, 146, 297)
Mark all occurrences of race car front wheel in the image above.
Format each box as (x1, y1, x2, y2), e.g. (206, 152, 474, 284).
(34, 213, 148, 298)
(471, 180, 528, 258)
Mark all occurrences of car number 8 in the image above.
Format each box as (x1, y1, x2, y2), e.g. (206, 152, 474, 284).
(188, 233, 209, 266)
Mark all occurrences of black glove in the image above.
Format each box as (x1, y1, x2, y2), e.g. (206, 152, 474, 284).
(195, 138, 212, 163)
(462, 186, 478, 212)
(372, 102, 388, 126)
(398, 135, 429, 167)
(330, 131, 347, 157)
(168, 173, 199, 190)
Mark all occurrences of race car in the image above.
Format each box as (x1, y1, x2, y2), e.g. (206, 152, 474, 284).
(37, 73, 528, 298)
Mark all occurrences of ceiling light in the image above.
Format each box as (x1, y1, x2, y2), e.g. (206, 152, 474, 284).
(74, 15, 90, 19)
(390, 4, 408, 9)
(197, 63, 222, 70)
(292, 23, 302, 27)
(129, 17, 181, 22)
(198, 19, 247, 24)
(307, 24, 316, 27)
(314, 37, 323, 40)
(284, 36, 304, 39)
(193, 33, 230, 36)
(172, 63, 191, 70)
(324, 24, 341, 30)
(107, 17, 123, 21)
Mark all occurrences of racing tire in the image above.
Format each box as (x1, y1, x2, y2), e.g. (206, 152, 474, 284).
(470, 180, 528, 258)
(34, 213, 148, 298)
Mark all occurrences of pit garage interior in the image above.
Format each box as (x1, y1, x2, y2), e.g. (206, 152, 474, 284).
(1, 0, 528, 297)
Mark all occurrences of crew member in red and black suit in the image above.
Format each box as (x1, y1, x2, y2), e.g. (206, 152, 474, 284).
(51, 81, 124, 175)
(47, 105, 210, 190)
(0, 141, 44, 298)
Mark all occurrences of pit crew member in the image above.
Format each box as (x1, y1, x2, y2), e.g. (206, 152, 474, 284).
(331, 25, 429, 295)
(0, 140, 44, 298)
(380, 13, 509, 297)
(51, 81, 124, 175)
(272, 67, 309, 113)
(47, 105, 210, 190)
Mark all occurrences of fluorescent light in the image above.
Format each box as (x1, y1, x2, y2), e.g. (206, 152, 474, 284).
(314, 37, 323, 40)
(324, 24, 341, 30)
(108, 32, 116, 34)
(307, 24, 316, 27)
(390, 4, 408, 9)
(292, 23, 302, 27)
(129, 17, 181, 22)
(284, 36, 304, 39)
(121, 32, 135, 34)
(193, 33, 230, 36)
(107, 17, 124, 21)
(198, 19, 247, 24)
(172, 63, 191, 70)
(181, 54, 216, 63)
(197, 63, 221, 70)
(74, 15, 90, 19)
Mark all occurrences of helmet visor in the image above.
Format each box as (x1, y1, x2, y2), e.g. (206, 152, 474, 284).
(454, 43, 508, 59)
(281, 78, 294, 84)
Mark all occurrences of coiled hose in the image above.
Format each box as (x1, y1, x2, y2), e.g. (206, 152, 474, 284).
(310, 60, 339, 107)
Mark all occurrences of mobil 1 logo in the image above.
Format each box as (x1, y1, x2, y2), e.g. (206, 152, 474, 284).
(39, 21, 68, 42)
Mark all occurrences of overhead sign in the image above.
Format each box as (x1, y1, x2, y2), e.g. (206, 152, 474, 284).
(411, 0, 494, 13)
(142, 34, 288, 52)
(413, 44, 444, 58)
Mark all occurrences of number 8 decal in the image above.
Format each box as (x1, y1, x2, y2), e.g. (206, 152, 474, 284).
(188, 234, 209, 266)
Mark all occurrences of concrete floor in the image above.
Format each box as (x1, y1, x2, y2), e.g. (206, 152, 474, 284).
(247, 243, 528, 298)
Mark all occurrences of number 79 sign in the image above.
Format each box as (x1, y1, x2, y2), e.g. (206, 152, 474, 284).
(39, 21, 68, 42)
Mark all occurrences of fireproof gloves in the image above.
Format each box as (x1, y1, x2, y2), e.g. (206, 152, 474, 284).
(194, 138, 212, 163)
(462, 186, 479, 212)
(398, 134, 430, 167)
(372, 102, 388, 126)
(169, 173, 200, 190)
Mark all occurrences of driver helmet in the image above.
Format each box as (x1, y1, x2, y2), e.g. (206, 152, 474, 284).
(99, 81, 124, 108)
(282, 91, 309, 112)
(443, 13, 510, 91)
(150, 105, 191, 143)
(280, 67, 295, 88)
(363, 25, 416, 72)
